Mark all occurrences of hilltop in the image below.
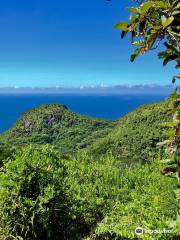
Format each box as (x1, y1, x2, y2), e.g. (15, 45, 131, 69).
(0, 104, 115, 156)
(88, 100, 172, 163)
(0, 100, 172, 164)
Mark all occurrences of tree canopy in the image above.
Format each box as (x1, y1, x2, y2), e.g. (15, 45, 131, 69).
(115, 0, 180, 154)
(115, 0, 180, 82)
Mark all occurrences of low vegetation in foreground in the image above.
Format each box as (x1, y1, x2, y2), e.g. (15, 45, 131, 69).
(0, 100, 179, 240)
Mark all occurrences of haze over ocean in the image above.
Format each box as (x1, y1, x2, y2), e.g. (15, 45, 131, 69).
(0, 94, 167, 133)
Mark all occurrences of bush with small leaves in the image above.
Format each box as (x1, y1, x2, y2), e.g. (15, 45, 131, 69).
(0, 145, 88, 240)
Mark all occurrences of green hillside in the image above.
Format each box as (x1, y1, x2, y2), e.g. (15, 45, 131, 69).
(0, 101, 172, 164)
(89, 100, 172, 164)
(0, 104, 115, 156)
(0, 100, 178, 240)
(0, 145, 178, 240)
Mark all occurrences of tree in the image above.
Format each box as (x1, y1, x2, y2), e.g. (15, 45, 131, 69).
(0, 145, 84, 239)
(115, 0, 179, 70)
(115, 0, 179, 157)
(114, 1, 179, 233)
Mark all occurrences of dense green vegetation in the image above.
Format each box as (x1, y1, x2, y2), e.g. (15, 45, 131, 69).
(89, 100, 172, 164)
(0, 144, 178, 240)
(0, 101, 172, 165)
(0, 100, 179, 239)
(115, 0, 180, 221)
(0, 1, 179, 239)
(114, 1, 180, 239)
(0, 104, 115, 158)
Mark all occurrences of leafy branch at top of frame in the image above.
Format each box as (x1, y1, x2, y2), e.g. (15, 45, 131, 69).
(114, 0, 180, 81)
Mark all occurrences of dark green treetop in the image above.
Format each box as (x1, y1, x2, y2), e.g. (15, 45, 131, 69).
(115, 0, 180, 79)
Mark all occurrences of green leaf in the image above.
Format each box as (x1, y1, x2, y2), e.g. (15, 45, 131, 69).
(172, 75, 180, 83)
(153, 25, 162, 30)
(158, 159, 174, 164)
(163, 54, 177, 66)
(155, 1, 168, 9)
(140, 1, 154, 14)
(167, 129, 176, 138)
(129, 13, 135, 23)
(127, 7, 140, 14)
(172, 10, 180, 16)
(172, 76, 176, 83)
(121, 31, 127, 39)
(114, 22, 128, 31)
(161, 122, 177, 128)
(130, 48, 141, 62)
(174, 189, 180, 199)
(162, 16, 174, 29)
(164, 42, 178, 53)
(157, 140, 170, 146)
(175, 2, 180, 9)
(132, 40, 145, 47)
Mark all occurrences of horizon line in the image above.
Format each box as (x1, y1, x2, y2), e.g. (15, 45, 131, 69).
(0, 84, 176, 89)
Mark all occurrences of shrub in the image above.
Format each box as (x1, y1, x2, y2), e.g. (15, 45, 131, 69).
(65, 152, 121, 228)
(95, 161, 178, 240)
(0, 145, 87, 240)
(0, 146, 178, 240)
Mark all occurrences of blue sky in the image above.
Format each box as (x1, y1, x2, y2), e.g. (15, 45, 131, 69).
(0, 0, 176, 87)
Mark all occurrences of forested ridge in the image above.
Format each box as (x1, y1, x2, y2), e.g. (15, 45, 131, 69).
(0, 99, 179, 240)
(0, 104, 115, 158)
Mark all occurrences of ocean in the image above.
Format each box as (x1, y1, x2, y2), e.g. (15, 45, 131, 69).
(0, 94, 168, 133)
